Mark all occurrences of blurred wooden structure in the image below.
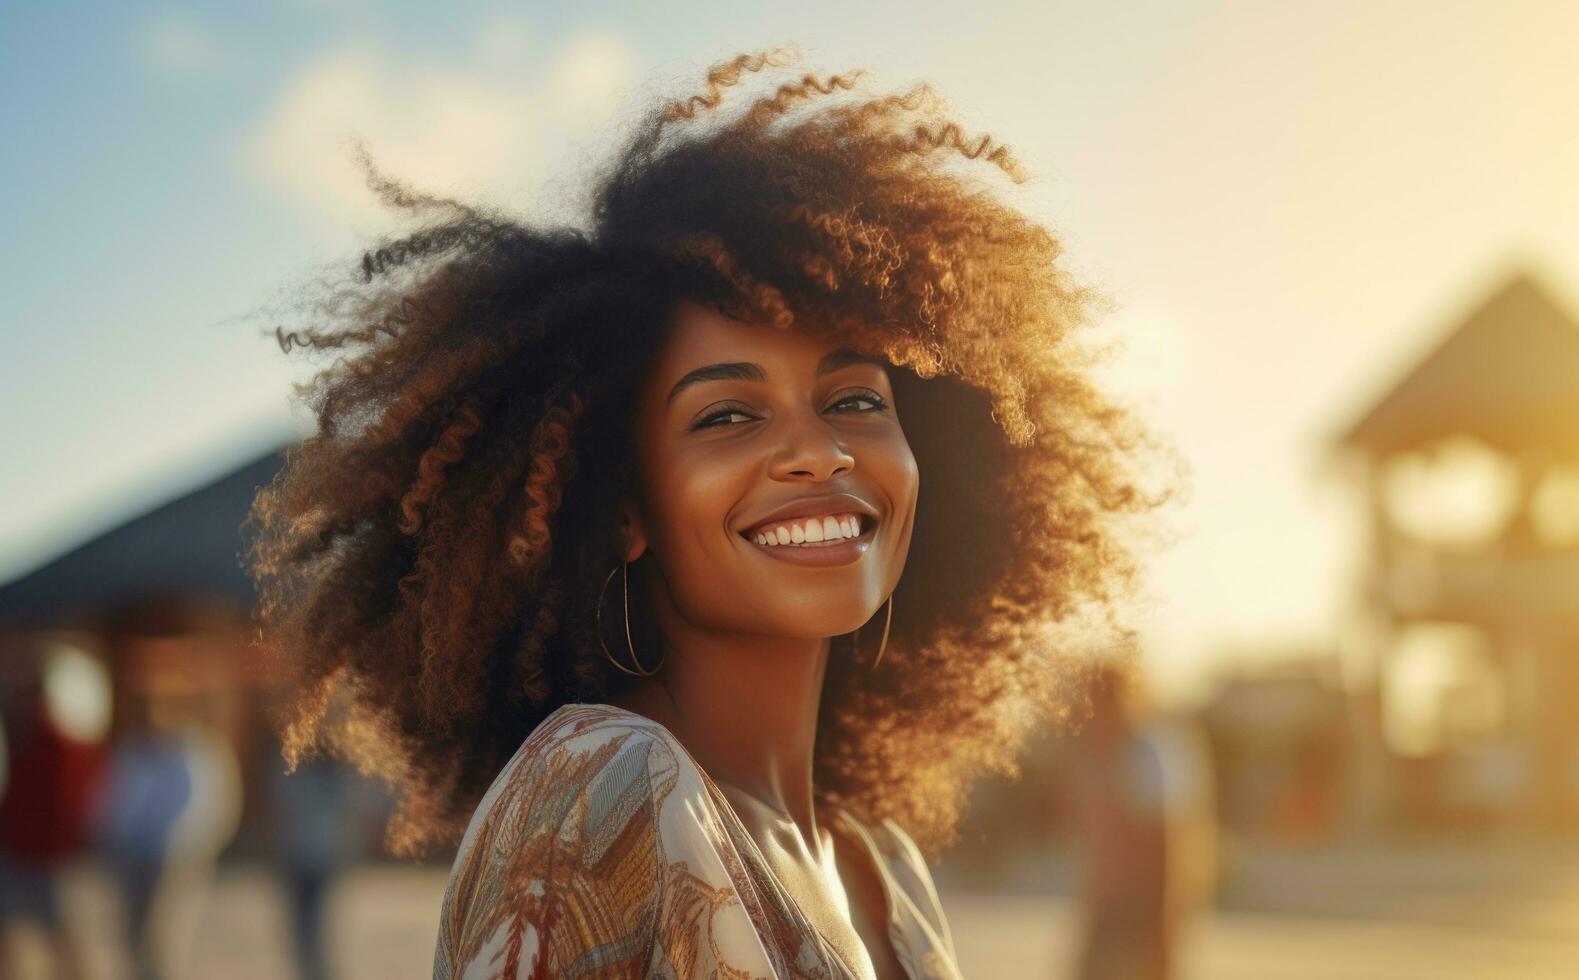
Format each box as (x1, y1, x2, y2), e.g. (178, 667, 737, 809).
(0, 444, 292, 857)
(1332, 271, 1579, 829)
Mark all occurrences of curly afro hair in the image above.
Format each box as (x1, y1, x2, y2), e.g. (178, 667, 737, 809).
(244, 44, 1182, 860)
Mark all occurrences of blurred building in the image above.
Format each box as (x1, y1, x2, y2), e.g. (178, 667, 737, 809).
(0, 445, 300, 859)
(1199, 657, 1348, 844)
(1330, 271, 1579, 831)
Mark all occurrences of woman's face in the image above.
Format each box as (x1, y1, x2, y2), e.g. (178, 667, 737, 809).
(624, 298, 918, 643)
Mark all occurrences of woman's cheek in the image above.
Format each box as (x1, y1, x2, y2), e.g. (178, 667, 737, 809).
(653, 465, 742, 598)
(882, 432, 921, 575)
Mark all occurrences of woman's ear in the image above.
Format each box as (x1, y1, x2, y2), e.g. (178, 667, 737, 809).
(616, 496, 649, 564)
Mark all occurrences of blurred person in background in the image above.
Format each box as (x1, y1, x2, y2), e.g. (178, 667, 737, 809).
(88, 670, 241, 980)
(0, 650, 100, 980)
(1129, 670, 1217, 974)
(269, 755, 358, 980)
(1068, 662, 1216, 980)
(266, 684, 368, 980)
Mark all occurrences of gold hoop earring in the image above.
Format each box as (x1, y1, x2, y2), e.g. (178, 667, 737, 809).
(597, 560, 664, 676)
(861, 594, 894, 671)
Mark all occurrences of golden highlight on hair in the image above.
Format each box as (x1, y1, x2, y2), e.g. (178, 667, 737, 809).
(244, 44, 1182, 859)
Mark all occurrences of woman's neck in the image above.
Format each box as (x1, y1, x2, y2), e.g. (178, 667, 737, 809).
(609, 627, 831, 850)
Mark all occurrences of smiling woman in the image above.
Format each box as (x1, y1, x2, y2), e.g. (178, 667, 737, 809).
(243, 44, 1178, 980)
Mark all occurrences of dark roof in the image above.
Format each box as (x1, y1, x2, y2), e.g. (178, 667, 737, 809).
(1336, 273, 1579, 455)
(0, 445, 289, 629)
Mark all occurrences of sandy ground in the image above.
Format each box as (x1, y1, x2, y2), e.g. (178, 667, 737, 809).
(7, 839, 1577, 979)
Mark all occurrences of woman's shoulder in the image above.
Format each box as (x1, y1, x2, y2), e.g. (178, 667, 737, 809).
(455, 702, 689, 862)
(517, 699, 675, 761)
(862, 814, 938, 897)
(434, 703, 702, 979)
(524, 700, 684, 761)
(509, 701, 700, 811)
(832, 806, 960, 966)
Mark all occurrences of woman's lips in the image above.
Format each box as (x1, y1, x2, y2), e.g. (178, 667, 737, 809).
(738, 519, 876, 567)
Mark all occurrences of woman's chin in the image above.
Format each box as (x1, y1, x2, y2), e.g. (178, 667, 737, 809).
(734, 598, 882, 643)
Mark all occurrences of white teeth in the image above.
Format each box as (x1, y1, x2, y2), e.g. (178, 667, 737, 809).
(748, 512, 870, 547)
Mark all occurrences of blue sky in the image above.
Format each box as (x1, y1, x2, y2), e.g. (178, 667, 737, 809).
(5, 1, 1576, 703)
(0, 0, 957, 574)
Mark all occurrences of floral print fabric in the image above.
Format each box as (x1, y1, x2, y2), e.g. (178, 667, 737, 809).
(432, 702, 963, 979)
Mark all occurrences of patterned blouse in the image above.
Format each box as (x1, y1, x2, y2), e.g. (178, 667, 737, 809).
(431, 702, 964, 979)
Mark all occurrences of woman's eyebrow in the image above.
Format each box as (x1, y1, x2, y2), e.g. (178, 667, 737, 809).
(665, 348, 883, 407)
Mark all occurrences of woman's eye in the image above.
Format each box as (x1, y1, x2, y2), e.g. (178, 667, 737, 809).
(829, 392, 888, 413)
(692, 408, 757, 429)
(691, 392, 887, 430)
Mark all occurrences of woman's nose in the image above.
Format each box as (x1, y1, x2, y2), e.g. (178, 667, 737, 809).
(767, 411, 855, 481)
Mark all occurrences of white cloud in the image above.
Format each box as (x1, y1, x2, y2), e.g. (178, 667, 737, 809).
(472, 9, 533, 74)
(237, 24, 639, 233)
(549, 33, 636, 117)
(140, 13, 223, 75)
